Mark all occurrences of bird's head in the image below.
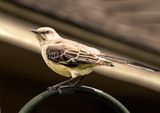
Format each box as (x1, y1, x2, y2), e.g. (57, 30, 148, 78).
(31, 27, 61, 45)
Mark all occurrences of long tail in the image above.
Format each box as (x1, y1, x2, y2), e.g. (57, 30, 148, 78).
(99, 54, 160, 72)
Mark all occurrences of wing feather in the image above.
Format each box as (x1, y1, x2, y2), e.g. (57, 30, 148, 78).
(46, 46, 106, 67)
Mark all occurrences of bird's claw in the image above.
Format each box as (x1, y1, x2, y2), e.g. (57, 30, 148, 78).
(47, 85, 62, 93)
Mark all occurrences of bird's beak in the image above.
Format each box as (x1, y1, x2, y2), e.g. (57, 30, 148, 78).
(31, 29, 39, 34)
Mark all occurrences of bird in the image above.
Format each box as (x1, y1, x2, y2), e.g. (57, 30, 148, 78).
(31, 27, 159, 89)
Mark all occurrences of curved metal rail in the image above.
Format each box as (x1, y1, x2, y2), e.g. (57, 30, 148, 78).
(19, 85, 130, 113)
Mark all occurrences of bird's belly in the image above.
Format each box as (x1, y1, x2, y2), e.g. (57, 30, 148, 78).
(45, 59, 72, 77)
(45, 59, 93, 78)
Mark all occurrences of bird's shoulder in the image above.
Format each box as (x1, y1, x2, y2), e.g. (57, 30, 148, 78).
(61, 38, 101, 54)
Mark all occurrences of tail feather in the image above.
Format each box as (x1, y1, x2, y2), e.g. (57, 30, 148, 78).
(99, 54, 160, 72)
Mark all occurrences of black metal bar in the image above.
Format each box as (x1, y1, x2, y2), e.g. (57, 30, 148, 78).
(19, 85, 130, 113)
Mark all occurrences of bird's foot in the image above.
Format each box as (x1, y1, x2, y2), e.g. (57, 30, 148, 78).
(47, 84, 62, 93)
(47, 84, 60, 90)
(47, 78, 75, 93)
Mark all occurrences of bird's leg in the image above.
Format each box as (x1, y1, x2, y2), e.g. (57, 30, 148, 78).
(68, 76, 85, 87)
(47, 77, 75, 90)
(74, 76, 85, 85)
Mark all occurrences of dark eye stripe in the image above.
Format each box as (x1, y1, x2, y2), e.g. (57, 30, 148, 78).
(41, 31, 49, 34)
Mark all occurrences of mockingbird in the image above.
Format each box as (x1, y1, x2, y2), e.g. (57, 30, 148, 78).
(32, 27, 159, 89)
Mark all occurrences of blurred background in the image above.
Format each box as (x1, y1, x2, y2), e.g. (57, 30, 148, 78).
(0, 0, 160, 113)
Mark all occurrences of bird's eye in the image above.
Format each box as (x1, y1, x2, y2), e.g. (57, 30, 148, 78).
(45, 31, 49, 34)
(41, 31, 49, 34)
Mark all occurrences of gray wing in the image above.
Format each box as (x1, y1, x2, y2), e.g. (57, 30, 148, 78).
(46, 46, 108, 67)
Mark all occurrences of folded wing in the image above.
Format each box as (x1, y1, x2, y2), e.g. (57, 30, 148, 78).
(46, 46, 113, 67)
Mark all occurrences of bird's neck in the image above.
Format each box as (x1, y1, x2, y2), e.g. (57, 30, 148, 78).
(53, 33, 62, 41)
(40, 34, 62, 46)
